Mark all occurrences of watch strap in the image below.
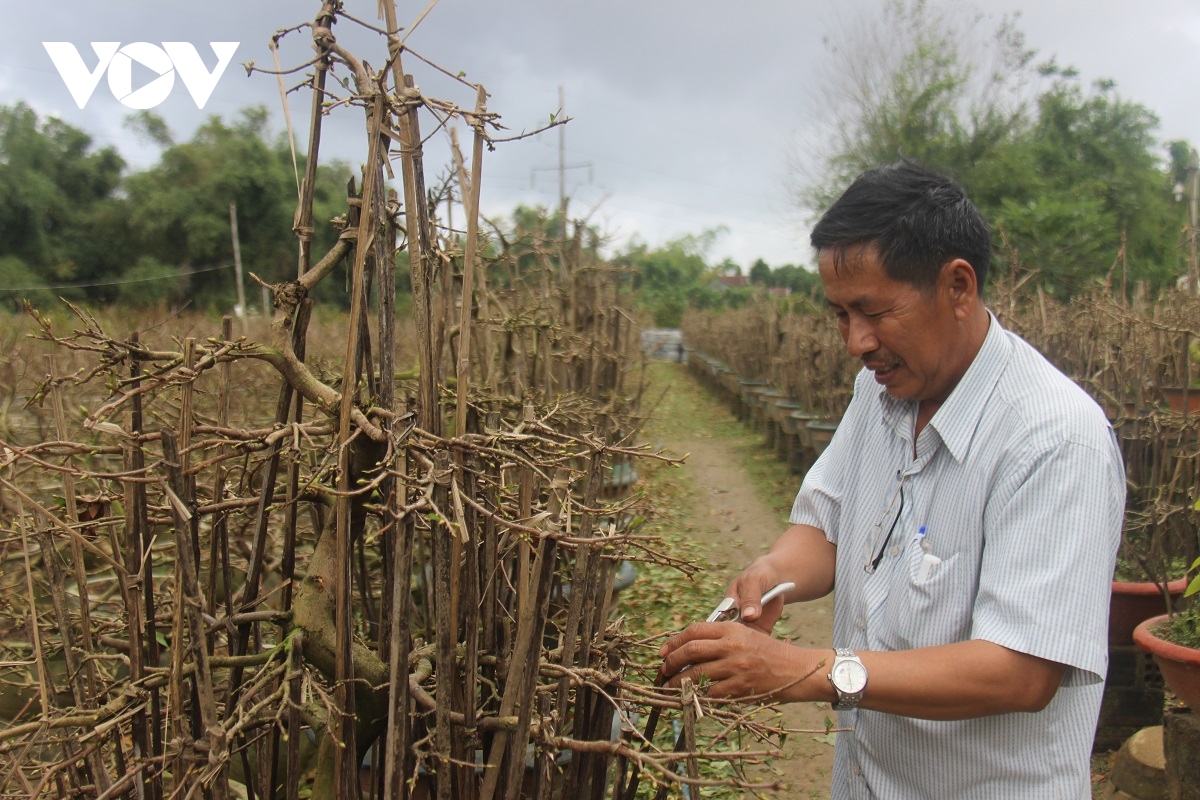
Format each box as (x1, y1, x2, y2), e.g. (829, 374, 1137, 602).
(830, 648, 866, 711)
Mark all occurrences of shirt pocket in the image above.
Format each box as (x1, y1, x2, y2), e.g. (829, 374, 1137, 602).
(876, 544, 969, 650)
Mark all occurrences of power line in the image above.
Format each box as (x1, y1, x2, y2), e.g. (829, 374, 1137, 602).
(0, 262, 235, 292)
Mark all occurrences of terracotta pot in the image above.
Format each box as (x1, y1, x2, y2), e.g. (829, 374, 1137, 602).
(1160, 387, 1200, 414)
(806, 420, 839, 456)
(1134, 614, 1200, 712)
(1110, 577, 1190, 645)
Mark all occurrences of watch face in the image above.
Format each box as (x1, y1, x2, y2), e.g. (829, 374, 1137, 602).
(832, 659, 868, 694)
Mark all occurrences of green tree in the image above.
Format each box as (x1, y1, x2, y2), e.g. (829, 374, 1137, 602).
(798, 1, 1186, 297)
(748, 258, 772, 285)
(0, 102, 128, 295)
(798, 0, 1032, 212)
(617, 228, 727, 327)
(773, 264, 822, 297)
(991, 72, 1183, 295)
(121, 106, 353, 310)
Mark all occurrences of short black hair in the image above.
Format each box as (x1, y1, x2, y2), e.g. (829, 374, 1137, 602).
(810, 161, 991, 295)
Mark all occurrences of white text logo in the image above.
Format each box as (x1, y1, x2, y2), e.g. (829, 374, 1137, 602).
(42, 42, 239, 110)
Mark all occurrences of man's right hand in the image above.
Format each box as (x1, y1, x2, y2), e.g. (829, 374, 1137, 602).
(724, 523, 837, 632)
(725, 559, 794, 633)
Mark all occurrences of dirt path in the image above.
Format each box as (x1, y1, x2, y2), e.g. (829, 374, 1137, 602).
(647, 362, 835, 798)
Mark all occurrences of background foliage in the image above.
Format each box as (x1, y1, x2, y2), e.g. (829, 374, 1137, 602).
(0, 1, 1193, 319)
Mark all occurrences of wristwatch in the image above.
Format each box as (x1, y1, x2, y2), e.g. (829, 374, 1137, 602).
(829, 648, 868, 710)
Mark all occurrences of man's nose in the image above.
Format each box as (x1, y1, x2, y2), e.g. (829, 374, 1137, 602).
(844, 317, 878, 358)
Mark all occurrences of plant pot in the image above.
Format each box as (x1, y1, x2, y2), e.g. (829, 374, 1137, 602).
(1110, 577, 1190, 646)
(806, 420, 839, 456)
(1160, 387, 1200, 414)
(791, 411, 816, 450)
(772, 400, 802, 430)
(1134, 614, 1200, 712)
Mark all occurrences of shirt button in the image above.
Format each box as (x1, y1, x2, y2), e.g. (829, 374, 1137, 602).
(853, 765, 863, 776)
(857, 617, 866, 630)
(889, 546, 900, 557)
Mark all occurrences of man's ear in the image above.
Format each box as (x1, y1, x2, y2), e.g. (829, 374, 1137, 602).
(941, 258, 978, 320)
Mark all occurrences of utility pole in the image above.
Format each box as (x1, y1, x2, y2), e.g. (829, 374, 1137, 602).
(531, 86, 591, 275)
(229, 202, 247, 318)
(1189, 149, 1198, 291)
(558, 85, 567, 237)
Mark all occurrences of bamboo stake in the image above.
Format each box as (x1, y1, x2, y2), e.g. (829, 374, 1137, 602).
(128, 333, 164, 800)
(208, 317, 234, 654)
(452, 88, 487, 438)
(476, 467, 569, 800)
(162, 428, 229, 800)
(382, 461, 415, 800)
(36, 530, 111, 794)
(332, 91, 388, 800)
(45, 357, 105, 731)
(428, 451, 457, 799)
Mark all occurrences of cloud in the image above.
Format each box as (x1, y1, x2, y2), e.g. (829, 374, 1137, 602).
(6, 0, 1200, 271)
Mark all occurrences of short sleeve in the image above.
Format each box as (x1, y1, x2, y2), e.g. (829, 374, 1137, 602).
(970, 435, 1124, 685)
(790, 370, 874, 544)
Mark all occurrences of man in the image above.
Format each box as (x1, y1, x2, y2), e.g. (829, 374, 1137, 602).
(659, 162, 1124, 799)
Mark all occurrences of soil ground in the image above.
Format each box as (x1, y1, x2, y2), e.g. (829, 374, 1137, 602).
(630, 361, 835, 798)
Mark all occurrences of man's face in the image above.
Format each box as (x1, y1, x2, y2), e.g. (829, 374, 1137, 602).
(818, 245, 967, 407)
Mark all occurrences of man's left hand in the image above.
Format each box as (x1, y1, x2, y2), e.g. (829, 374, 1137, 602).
(658, 622, 831, 703)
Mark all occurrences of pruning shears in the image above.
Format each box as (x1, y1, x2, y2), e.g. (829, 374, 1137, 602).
(705, 581, 796, 623)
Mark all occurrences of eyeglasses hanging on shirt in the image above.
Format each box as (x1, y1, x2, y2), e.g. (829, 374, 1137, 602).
(865, 473, 905, 574)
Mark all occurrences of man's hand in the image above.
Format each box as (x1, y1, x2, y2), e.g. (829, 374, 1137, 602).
(722, 563, 793, 633)
(657, 622, 832, 703)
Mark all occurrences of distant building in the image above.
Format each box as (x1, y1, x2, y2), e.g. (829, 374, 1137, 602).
(707, 274, 748, 292)
(641, 328, 685, 361)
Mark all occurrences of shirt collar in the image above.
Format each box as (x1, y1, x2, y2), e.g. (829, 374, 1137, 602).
(876, 311, 1011, 464)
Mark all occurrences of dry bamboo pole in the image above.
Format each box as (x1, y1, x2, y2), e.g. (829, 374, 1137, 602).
(14, 508, 66, 800)
(36, 530, 111, 795)
(428, 451, 457, 800)
(162, 427, 229, 800)
(124, 332, 163, 800)
(208, 317, 234, 654)
(382, 459, 415, 800)
(517, 403, 535, 615)
(278, 0, 333, 643)
(284, 629, 306, 800)
(168, 506, 188, 797)
(555, 446, 605, 795)
(452, 88, 487, 438)
(367, 126, 399, 800)
(478, 411, 503, 772)
(39, 485, 104, 793)
(397, 68, 441, 437)
(332, 92, 388, 799)
(478, 468, 566, 800)
(178, 338, 204, 753)
(459, 458, 482, 737)
(447, 99, 488, 799)
(45, 358, 106, 736)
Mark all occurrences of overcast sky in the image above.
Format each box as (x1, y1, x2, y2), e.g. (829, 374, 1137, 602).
(5, 1, 1200, 272)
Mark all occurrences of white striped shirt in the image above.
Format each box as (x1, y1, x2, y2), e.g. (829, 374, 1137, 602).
(792, 313, 1124, 799)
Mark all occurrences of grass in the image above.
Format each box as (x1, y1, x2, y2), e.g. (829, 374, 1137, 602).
(621, 360, 798, 651)
(614, 360, 810, 799)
